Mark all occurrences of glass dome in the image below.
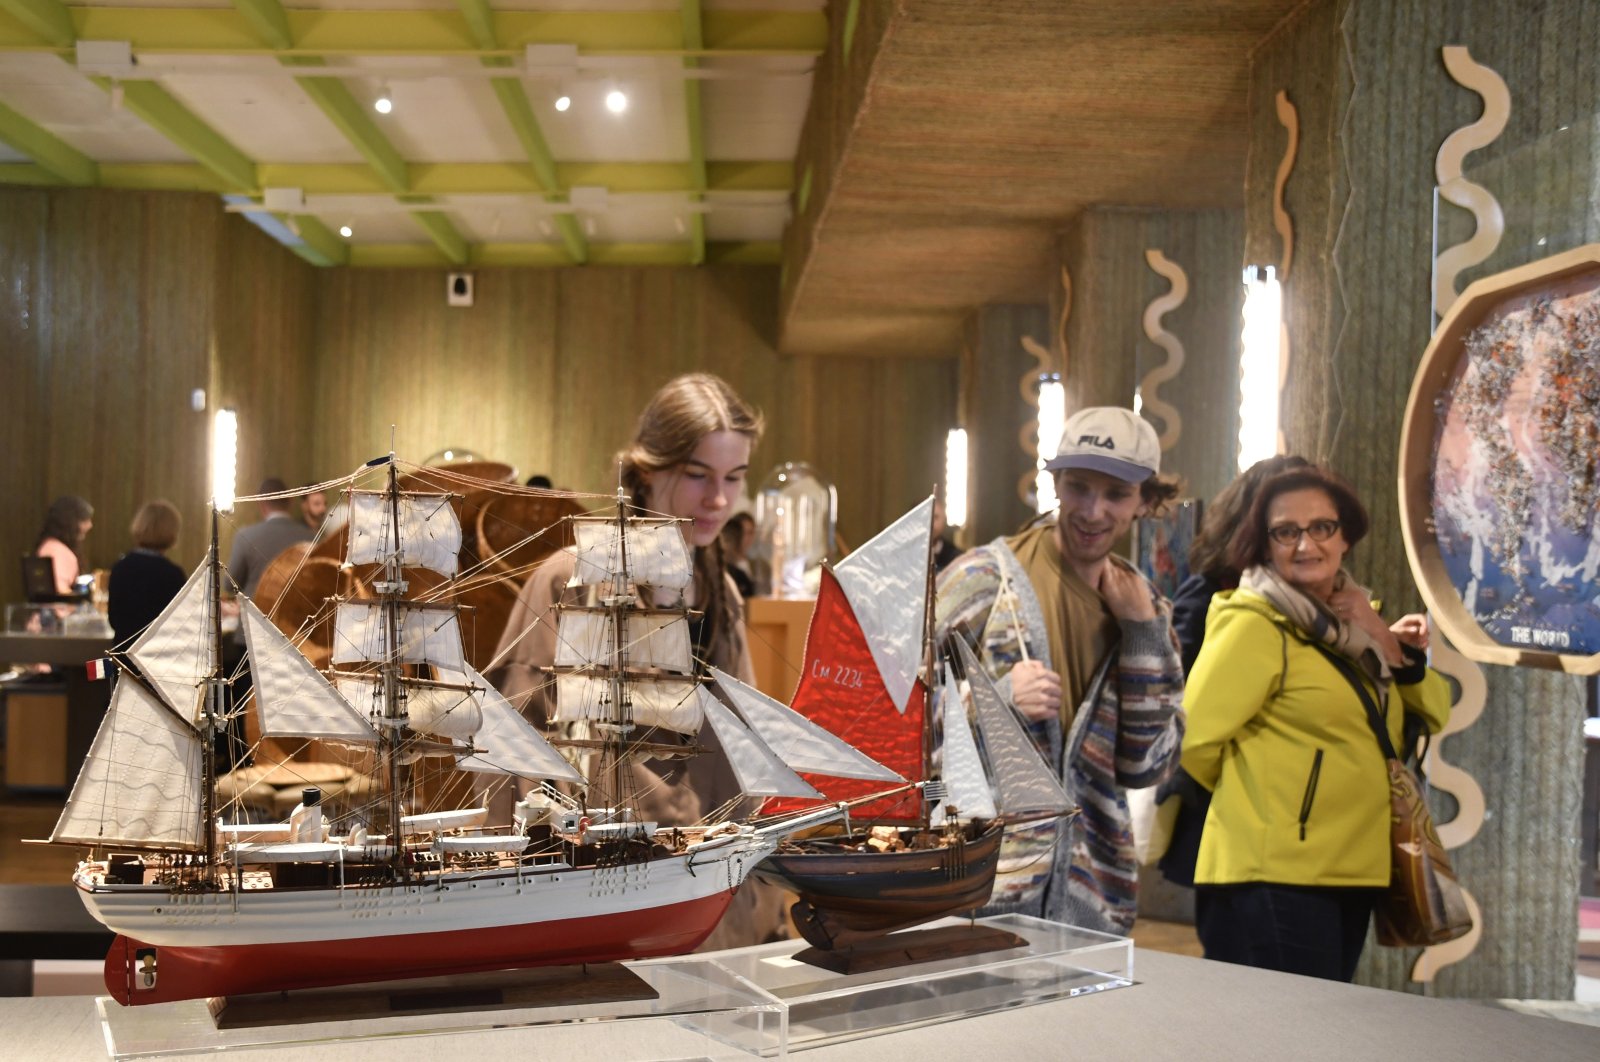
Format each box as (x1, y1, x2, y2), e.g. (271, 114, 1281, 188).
(753, 462, 837, 599)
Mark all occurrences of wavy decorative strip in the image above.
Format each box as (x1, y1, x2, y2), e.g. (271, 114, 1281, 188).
(1139, 250, 1188, 451)
(1016, 267, 1071, 506)
(1410, 618, 1487, 982)
(1433, 46, 1510, 317)
(1273, 90, 1299, 279)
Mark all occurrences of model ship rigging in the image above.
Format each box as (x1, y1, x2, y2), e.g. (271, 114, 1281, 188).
(747, 498, 1078, 960)
(44, 457, 902, 1006)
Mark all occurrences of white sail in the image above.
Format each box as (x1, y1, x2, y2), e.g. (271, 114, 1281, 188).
(51, 676, 205, 850)
(553, 609, 692, 672)
(332, 674, 482, 742)
(931, 663, 997, 826)
(699, 688, 822, 799)
(571, 519, 692, 589)
(332, 602, 466, 672)
(241, 597, 375, 743)
(124, 560, 213, 723)
(345, 490, 461, 576)
(552, 673, 704, 735)
(447, 661, 583, 783)
(954, 638, 1072, 817)
(709, 667, 904, 782)
(834, 497, 934, 715)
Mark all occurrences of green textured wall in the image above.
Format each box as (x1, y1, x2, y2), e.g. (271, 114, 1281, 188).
(1245, 0, 1596, 998)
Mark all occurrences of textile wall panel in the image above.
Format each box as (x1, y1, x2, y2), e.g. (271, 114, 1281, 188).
(1244, 0, 1594, 999)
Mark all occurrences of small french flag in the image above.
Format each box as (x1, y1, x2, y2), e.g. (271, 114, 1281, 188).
(86, 657, 111, 681)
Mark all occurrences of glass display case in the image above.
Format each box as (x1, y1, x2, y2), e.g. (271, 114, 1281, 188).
(753, 462, 837, 599)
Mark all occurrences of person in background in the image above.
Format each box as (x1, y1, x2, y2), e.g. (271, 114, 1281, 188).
(108, 500, 186, 650)
(489, 373, 786, 949)
(721, 511, 757, 598)
(299, 486, 329, 533)
(227, 478, 314, 600)
(1157, 453, 1311, 890)
(525, 474, 554, 489)
(935, 406, 1186, 935)
(34, 495, 94, 596)
(1180, 465, 1450, 981)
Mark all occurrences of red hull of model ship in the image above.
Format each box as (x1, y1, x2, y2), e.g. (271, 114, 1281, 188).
(104, 888, 736, 1005)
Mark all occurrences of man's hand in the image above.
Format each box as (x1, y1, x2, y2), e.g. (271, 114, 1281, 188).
(1009, 660, 1062, 722)
(1098, 562, 1156, 622)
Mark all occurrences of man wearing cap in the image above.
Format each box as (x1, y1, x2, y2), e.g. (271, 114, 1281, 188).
(935, 406, 1186, 935)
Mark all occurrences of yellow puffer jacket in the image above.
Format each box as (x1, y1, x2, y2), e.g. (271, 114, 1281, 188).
(1179, 589, 1451, 887)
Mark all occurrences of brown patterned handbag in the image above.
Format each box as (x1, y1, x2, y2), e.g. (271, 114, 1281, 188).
(1314, 645, 1473, 947)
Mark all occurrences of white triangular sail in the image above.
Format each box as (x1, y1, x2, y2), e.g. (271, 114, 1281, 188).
(124, 560, 213, 723)
(241, 597, 375, 743)
(710, 667, 904, 782)
(931, 663, 996, 826)
(345, 491, 461, 576)
(834, 497, 933, 715)
(552, 673, 704, 735)
(699, 688, 822, 799)
(571, 519, 692, 589)
(333, 674, 484, 743)
(51, 676, 205, 850)
(332, 602, 466, 672)
(553, 610, 691, 672)
(954, 638, 1072, 817)
(446, 661, 583, 783)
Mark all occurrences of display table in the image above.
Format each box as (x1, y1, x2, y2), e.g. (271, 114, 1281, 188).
(0, 633, 112, 790)
(745, 596, 814, 702)
(3, 947, 1595, 1059)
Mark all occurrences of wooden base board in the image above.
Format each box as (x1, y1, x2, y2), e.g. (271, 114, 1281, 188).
(792, 925, 1027, 976)
(209, 961, 658, 1029)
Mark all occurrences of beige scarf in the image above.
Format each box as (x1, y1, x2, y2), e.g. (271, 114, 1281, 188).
(1238, 564, 1393, 698)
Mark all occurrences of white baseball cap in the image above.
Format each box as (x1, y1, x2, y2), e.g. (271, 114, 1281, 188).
(1044, 407, 1160, 482)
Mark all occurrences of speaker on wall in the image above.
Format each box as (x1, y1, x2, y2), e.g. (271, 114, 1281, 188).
(447, 272, 474, 308)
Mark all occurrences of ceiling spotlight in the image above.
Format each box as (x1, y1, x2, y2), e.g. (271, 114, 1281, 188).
(554, 94, 571, 112)
(339, 225, 353, 238)
(374, 84, 393, 115)
(605, 89, 628, 114)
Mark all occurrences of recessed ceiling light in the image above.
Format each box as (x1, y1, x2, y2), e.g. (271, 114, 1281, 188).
(374, 84, 393, 114)
(339, 225, 353, 238)
(554, 94, 571, 112)
(605, 89, 627, 114)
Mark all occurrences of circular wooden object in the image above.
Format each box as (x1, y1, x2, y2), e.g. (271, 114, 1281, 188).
(1398, 243, 1600, 674)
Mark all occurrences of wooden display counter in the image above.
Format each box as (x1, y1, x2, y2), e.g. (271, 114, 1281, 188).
(0, 634, 112, 791)
(744, 596, 814, 702)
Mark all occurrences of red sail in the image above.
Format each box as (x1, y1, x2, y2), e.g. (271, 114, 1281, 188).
(763, 567, 925, 824)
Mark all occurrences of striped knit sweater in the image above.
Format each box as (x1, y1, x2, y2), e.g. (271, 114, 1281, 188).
(934, 531, 1186, 934)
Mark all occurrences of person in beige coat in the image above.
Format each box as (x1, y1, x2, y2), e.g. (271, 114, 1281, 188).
(485, 373, 788, 950)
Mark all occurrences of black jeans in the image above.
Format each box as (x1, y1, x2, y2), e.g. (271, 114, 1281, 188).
(1195, 882, 1382, 982)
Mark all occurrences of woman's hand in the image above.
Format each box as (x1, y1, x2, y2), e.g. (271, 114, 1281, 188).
(1098, 562, 1156, 622)
(1389, 613, 1429, 651)
(1009, 660, 1062, 722)
(1328, 586, 1404, 666)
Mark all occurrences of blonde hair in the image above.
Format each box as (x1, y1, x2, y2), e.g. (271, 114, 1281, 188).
(130, 500, 182, 551)
(619, 374, 764, 512)
(618, 374, 764, 668)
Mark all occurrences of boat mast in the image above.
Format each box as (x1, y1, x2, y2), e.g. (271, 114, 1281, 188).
(920, 494, 938, 829)
(605, 486, 636, 817)
(202, 506, 224, 879)
(379, 456, 408, 872)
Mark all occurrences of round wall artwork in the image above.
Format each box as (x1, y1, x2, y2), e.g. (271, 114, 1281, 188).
(1400, 243, 1600, 674)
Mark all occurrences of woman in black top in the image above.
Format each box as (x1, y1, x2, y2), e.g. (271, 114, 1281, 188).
(108, 500, 186, 649)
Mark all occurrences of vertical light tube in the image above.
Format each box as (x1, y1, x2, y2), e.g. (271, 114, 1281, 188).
(1238, 266, 1283, 473)
(944, 428, 968, 528)
(1035, 376, 1065, 514)
(212, 408, 238, 513)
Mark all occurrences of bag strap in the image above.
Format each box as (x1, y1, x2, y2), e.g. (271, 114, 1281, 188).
(1310, 642, 1398, 762)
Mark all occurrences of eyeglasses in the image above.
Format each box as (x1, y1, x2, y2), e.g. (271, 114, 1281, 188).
(1267, 519, 1341, 546)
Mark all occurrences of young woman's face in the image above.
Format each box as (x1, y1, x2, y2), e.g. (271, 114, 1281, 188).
(643, 430, 752, 547)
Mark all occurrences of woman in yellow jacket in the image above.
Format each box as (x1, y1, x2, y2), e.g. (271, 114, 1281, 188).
(1180, 466, 1450, 982)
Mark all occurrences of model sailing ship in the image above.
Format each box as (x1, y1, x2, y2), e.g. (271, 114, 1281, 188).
(746, 499, 1077, 953)
(45, 457, 903, 1006)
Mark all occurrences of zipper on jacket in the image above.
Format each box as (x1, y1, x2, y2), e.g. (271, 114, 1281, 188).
(1298, 749, 1324, 841)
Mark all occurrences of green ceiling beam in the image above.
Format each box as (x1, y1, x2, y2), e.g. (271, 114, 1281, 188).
(248, 161, 790, 196)
(93, 78, 256, 190)
(454, 0, 497, 51)
(0, 9, 824, 55)
(0, 162, 61, 185)
(348, 240, 775, 269)
(100, 162, 230, 191)
(282, 213, 348, 267)
(706, 241, 780, 265)
(404, 203, 470, 266)
(681, 0, 707, 265)
(0, 0, 73, 48)
(229, 0, 292, 51)
(0, 99, 96, 185)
